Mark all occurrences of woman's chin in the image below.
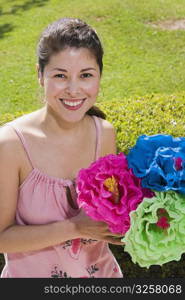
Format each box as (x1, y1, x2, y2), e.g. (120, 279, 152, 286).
(59, 111, 87, 124)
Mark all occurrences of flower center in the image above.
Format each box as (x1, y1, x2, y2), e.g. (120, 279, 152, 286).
(103, 176, 119, 204)
(156, 208, 170, 229)
(174, 157, 183, 171)
(156, 216, 170, 229)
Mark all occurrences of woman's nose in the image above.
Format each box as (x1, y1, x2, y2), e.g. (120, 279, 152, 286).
(65, 79, 81, 96)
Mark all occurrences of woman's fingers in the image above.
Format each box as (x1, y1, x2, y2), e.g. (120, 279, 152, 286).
(102, 236, 125, 245)
(109, 233, 124, 238)
(101, 229, 124, 238)
(73, 210, 125, 243)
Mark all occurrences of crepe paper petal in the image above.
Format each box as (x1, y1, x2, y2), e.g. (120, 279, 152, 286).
(122, 191, 185, 268)
(76, 153, 154, 234)
(127, 134, 185, 193)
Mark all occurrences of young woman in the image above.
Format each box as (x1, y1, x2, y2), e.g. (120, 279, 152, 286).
(0, 18, 124, 278)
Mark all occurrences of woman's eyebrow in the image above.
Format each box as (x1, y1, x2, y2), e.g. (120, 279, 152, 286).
(51, 67, 96, 72)
(52, 68, 67, 72)
(81, 68, 96, 72)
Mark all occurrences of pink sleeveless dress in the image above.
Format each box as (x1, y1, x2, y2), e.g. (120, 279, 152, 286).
(1, 116, 123, 278)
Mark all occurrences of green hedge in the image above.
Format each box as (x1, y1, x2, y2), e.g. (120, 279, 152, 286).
(1, 93, 185, 277)
(98, 92, 185, 153)
(0, 111, 30, 126)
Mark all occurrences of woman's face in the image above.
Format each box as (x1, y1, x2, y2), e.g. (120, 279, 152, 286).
(39, 47, 101, 123)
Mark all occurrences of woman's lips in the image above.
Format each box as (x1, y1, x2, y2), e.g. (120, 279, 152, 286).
(59, 98, 86, 111)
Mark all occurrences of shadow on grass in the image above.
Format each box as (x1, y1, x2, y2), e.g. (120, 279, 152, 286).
(0, 0, 49, 39)
(0, 23, 15, 38)
(0, 253, 5, 275)
(110, 244, 185, 278)
(0, 0, 49, 15)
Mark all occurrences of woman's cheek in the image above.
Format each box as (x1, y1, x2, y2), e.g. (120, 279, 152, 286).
(87, 81, 100, 97)
(53, 80, 65, 90)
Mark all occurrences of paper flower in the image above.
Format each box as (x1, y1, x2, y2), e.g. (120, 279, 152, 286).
(122, 191, 185, 268)
(76, 153, 154, 235)
(127, 134, 185, 193)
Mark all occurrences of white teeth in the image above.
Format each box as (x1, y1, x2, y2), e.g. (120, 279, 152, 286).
(62, 99, 83, 107)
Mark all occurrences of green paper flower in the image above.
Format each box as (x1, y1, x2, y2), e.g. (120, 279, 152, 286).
(122, 191, 185, 268)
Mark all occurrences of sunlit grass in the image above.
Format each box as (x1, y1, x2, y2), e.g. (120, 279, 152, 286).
(0, 0, 185, 113)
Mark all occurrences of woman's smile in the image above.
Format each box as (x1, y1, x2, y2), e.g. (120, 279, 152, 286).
(59, 98, 86, 110)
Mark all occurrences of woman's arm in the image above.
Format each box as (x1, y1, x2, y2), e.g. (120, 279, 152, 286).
(0, 127, 79, 253)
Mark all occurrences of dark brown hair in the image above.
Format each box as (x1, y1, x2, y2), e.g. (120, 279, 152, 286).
(37, 18, 106, 119)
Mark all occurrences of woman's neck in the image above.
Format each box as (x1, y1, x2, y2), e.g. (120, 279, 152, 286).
(38, 105, 87, 138)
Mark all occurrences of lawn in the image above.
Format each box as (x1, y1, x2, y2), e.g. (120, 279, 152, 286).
(0, 0, 185, 113)
(1, 0, 185, 278)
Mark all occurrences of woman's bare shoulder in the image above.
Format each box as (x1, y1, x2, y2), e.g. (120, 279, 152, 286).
(0, 125, 19, 145)
(96, 117, 117, 155)
(0, 126, 22, 169)
(9, 109, 43, 130)
(0, 109, 42, 152)
(97, 117, 116, 136)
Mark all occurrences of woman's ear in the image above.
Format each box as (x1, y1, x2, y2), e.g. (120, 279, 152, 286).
(36, 64, 44, 87)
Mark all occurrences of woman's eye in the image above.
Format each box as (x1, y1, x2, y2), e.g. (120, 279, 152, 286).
(54, 74, 65, 78)
(81, 73, 92, 78)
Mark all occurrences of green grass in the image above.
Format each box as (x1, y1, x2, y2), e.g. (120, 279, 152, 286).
(1, 0, 185, 113)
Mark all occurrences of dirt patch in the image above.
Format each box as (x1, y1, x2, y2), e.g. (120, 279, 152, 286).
(147, 19, 185, 30)
(95, 16, 107, 22)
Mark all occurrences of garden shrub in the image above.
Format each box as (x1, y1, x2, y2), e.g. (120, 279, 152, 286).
(0, 92, 185, 277)
(98, 92, 185, 154)
(0, 111, 29, 126)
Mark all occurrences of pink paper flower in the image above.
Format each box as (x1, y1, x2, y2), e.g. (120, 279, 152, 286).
(76, 153, 154, 234)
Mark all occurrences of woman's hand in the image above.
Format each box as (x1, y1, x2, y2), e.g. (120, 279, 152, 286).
(70, 210, 124, 245)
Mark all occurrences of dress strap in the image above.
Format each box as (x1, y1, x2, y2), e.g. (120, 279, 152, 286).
(92, 116, 101, 160)
(6, 124, 34, 169)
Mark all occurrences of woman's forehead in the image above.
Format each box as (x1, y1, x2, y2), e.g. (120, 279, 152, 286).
(46, 47, 99, 70)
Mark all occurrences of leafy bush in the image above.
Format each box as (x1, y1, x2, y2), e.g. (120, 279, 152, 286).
(0, 93, 185, 277)
(0, 111, 29, 126)
(98, 92, 185, 154)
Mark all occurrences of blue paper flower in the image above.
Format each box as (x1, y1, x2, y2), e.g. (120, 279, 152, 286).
(127, 134, 185, 193)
